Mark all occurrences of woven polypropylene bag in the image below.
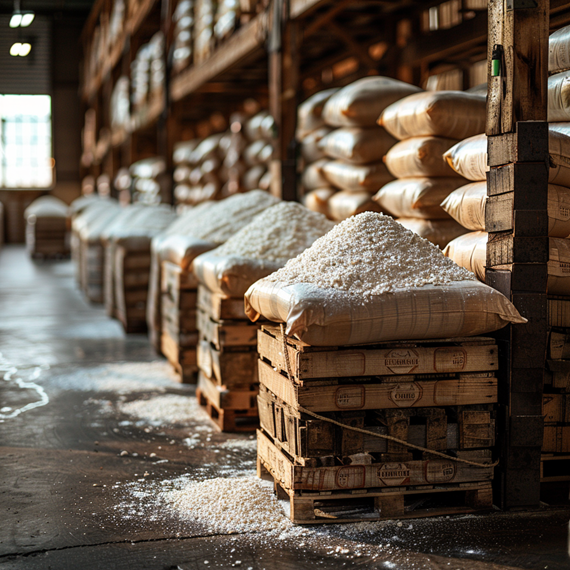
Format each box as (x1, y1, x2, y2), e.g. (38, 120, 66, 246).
(244, 279, 526, 346)
(440, 181, 487, 230)
(443, 133, 488, 181)
(443, 231, 487, 282)
(550, 25, 570, 73)
(322, 160, 394, 192)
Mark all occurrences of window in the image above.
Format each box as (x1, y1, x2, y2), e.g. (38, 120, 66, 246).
(0, 94, 52, 188)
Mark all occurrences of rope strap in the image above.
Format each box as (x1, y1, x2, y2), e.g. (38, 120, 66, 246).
(278, 324, 498, 469)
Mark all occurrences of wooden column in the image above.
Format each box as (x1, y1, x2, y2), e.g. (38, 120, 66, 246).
(268, 0, 299, 201)
(485, 0, 549, 509)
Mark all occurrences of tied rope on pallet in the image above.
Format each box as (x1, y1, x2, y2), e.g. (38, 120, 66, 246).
(278, 324, 499, 469)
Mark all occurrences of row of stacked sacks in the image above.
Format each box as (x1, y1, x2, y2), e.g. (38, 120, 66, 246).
(129, 157, 167, 205)
(71, 198, 175, 332)
(23, 196, 70, 259)
(245, 211, 525, 523)
(131, 32, 165, 114)
(173, 109, 273, 207)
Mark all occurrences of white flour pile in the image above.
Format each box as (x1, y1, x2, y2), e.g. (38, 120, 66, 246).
(165, 476, 291, 534)
(184, 190, 278, 244)
(267, 212, 475, 296)
(117, 394, 209, 425)
(213, 201, 335, 262)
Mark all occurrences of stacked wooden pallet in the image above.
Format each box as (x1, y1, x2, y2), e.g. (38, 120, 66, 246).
(195, 285, 260, 431)
(26, 216, 69, 258)
(542, 331, 570, 485)
(256, 325, 498, 523)
(160, 260, 199, 382)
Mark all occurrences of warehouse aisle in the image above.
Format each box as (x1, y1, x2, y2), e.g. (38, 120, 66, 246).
(0, 245, 569, 570)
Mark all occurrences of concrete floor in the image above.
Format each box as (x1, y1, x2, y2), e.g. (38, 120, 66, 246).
(1, 244, 570, 570)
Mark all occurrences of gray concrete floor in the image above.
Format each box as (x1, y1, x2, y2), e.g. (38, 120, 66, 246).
(1, 244, 569, 570)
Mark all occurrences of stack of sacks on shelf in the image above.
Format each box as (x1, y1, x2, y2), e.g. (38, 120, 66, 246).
(376, 90, 486, 249)
(24, 196, 70, 258)
(240, 110, 274, 193)
(192, 201, 335, 430)
(104, 204, 176, 332)
(194, 0, 216, 64)
(147, 190, 278, 382)
(110, 76, 130, 136)
(108, 0, 125, 48)
(131, 32, 165, 112)
(130, 157, 167, 204)
(172, 0, 194, 73)
(73, 199, 121, 301)
(245, 212, 525, 523)
(214, 0, 240, 41)
(300, 78, 422, 220)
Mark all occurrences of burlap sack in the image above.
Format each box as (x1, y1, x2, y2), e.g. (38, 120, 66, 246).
(441, 182, 487, 230)
(373, 177, 464, 219)
(385, 136, 460, 178)
(379, 91, 487, 141)
(322, 77, 422, 128)
(328, 190, 382, 221)
(443, 134, 488, 181)
(318, 127, 397, 164)
(297, 88, 339, 138)
(302, 188, 336, 217)
(173, 139, 199, 165)
(397, 217, 468, 249)
(548, 70, 570, 122)
(301, 126, 333, 163)
(322, 160, 394, 192)
(25, 196, 69, 219)
(443, 231, 487, 281)
(244, 279, 525, 346)
(550, 25, 570, 73)
(301, 159, 330, 190)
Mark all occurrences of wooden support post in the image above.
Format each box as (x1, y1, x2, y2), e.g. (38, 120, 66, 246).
(268, 0, 299, 201)
(485, 0, 549, 510)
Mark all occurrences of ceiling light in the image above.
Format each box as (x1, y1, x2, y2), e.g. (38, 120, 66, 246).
(9, 13, 21, 27)
(9, 42, 31, 57)
(20, 12, 34, 26)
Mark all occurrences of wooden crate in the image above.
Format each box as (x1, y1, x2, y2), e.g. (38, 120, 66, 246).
(258, 385, 496, 464)
(161, 261, 198, 302)
(543, 394, 570, 424)
(197, 339, 258, 388)
(540, 454, 570, 482)
(162, 296, 198, 334)
(543, 424, 570, 453)
(259, 359, 498, 413)
(197, 309, 259, 349)
(196, 371, 259, 431)
(258, 325, 498, 383)
(548, 297, 570, 328)
(257, 430, 493, 523)
(197, 285, 248, 320)
(161, 330, 198, 383)
(545, 360, 570, 390)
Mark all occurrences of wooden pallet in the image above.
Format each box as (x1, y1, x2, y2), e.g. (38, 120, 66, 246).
(196, 381, 259, 432)
(257, 429, 493, 492)
(197, 370, 259, 410)
(197, 285, 248, 321)
(258, 325, 498, 383)
(161, 331, 198, 383)
(161, 260, 199, 302)
(258, 360, 497, 413)
(258, 385, 495, 464)
(543, 424, 570, 453)
(257, 430, 493, 524)
(541, 454, 570, 482)
(197, 309, 260, 349)
(197, 339, 258, 388)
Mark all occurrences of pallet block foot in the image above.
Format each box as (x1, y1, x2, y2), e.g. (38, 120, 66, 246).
(196, 387, 258, 432)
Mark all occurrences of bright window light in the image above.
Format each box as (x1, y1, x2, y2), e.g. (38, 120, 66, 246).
(9, 42, 31, 57)
(20, 12, 34, 27)
(9, 13, 21, 27)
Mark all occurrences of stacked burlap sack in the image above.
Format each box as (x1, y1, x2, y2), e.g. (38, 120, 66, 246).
(173, 109, 273, 207)
(110, 76, 130, 135)
(192, 201, 335, 427)
(299, 78, 422, 220)
(172, 0, 194, 73)
(146, 191, 278, 380)
(376, 90, 487, 249)
(130, 157, 167, 205)
(245, 211, 525, 347)
(194, 0, 216, 64)
(130, 31, 165, 113)
(24, 196, 70, 258)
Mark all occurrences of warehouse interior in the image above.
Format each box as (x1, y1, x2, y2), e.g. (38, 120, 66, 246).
(1, 0, 570, 568)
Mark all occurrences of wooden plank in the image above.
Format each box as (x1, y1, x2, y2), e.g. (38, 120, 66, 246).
(257, 429, 494, 493)
(197, 285, 247, 320)
(548, 297, 570, 328)
(197, 339, 258, 387)
(540, 454, 570, 482)
(543, 393, 570, 424)
(486, 234, 548, 267)
(197, 310, 260, 348)
(543, 425, 570, 453)
(258, 326, 498, 382)
(197, 370, 259, 410)
(258, 360, 498, 412)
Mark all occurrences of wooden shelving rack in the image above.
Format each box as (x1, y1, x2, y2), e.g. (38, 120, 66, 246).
(80, 0, 570, 508)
